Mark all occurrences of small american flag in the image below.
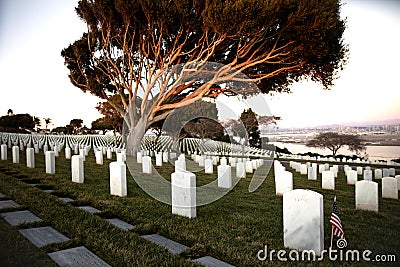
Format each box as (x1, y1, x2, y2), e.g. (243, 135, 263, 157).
(330, 196, 345, 239)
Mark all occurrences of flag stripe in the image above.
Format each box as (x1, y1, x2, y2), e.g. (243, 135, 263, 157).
(330, 197, 345, 240)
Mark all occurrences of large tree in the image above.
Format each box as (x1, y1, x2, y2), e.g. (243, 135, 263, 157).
(69, 119, 84, 134)
(44, 118, 52, 132)
(240, 108, 261, 148)
(0, 114, 36, 133)
(92, 95, 124, 136)
(182, 118, 225, 141)
(62, 0, 347, 155)
(306, 132, 365, 157)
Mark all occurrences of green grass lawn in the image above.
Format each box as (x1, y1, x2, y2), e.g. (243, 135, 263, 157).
(0, 149, 399, 266)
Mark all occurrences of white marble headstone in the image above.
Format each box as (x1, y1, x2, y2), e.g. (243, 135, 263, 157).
(363, 169, 372, 181)
(156, 153, 163, 167)
(218, 165, 232, 188)
(322, 171, 335, 190)
(12, 146, 19, 163)
(204, 159, 213, 174)
(220, 157, 227, 165)
(245, 161, 253, 173)
(0, 144, 7, 160)
(104, 148, 110, 159)
(236, 162, 246, 178)
(71, 155, 84, 183)
(95, 151, 103, 165)
(45, 151, 55, 174)
(162, 151, 169, 162)
(175, 157, 186, 172)
(136, 152, 142, 163)
(26, 148, 35, 168)
(346, 170, 357, 185)
(275, 171, 293, 196)
(355, 180, 378, 212)
(374, 169, 382, 179)
(382, 168, 389, 177)
(171, 171, 196, 218)
(65, 147, 71, 159)
(109, 161, 127, 197)
(382, 177, 398, 199)
(300, 164, 307, 175)
(307, 166, 317, 180)
(395, 175, 400, 191)
(142, 156, 152, 174)
(283, 189, 324, 256)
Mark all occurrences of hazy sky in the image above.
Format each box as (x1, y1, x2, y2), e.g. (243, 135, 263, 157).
(0, 0, 399, 129)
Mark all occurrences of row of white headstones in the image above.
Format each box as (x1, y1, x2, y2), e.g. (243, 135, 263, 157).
(274, 160, 399, 256)
(279, 153, 400, 167)
(3, 138, 398, 257)
(137, 151, 266, 218)
(0, 142, 267, 220)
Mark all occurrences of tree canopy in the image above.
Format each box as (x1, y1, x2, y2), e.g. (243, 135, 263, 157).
(69, 119, 84, 134)
(92, 95, 126, 135)
(224, 108, 263, 148)
(62, 0, 347, 154)
(306, 132, 365, 157)
(0, 114, 36, 133)
(240, 108, 261, 148)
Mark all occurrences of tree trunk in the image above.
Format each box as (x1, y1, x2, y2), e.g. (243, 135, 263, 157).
(125, 117, 148, 157)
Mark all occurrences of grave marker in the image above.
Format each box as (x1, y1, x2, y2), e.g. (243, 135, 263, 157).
(12, 146, 19, 163)
(322, 171, 335, 190)
(71, 155, 84, 183)
(363, 169, 372, 181)
(205, 159, 213, 174)
(218, 165, 232, 188)
(26, 148, 35, 168)
(65, 146, 71, 159)
(275, 171, 293, 196)
(171, 171, 196, 218)
(382, 177, 398, 199)
(0, 144, 7, 160)
(283, 189, 324, 256)
(346, 170, 357, 185)
(110, 161, 127, 197)
(142, 156, 152, 174)
(355, 181, 378, 212)
(236, 162, 246, 178)
(95, 150, 103, 165)
(374, 169, 382, 179)
(45, 151, 55, 174)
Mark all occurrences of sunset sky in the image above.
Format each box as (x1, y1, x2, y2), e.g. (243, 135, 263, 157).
(0, 0, 399, 129)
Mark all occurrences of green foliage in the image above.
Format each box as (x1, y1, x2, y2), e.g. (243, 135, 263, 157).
(61, 0, 348, 155)
(92, 96, 124, 134)
(182, 118, 226, 141)
(63, 0, 347, 95)
(307, 132, 366, 156)
(240, 108, 261, 148)
(0, 114, 36, 133)
(69, 119, 84, 134)
(159, 100, 218, 136)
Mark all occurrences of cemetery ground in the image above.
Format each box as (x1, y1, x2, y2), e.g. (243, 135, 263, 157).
(0, 150, 399, 266)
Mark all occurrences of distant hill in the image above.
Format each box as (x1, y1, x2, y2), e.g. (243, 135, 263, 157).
(338, 118, 400, 127)
(276, 118, 400, 130)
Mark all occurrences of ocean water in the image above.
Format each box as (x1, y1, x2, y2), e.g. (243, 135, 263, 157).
(270, 142, 400, 161)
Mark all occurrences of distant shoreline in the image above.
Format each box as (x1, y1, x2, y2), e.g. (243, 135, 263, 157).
(277, 141, 400, 147)
(267, 133, 400, 146)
